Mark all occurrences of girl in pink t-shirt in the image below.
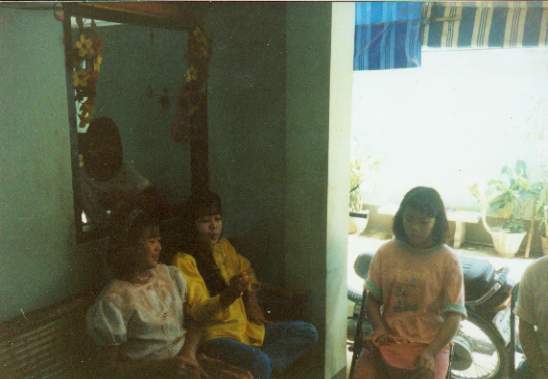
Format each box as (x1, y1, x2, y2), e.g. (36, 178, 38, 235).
(355, 187, 466, 379)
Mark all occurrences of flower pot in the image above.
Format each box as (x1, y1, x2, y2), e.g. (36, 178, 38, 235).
(349, 210, 369, 236)
(541, 235, 548, 256)
(489, 229, 526, 258)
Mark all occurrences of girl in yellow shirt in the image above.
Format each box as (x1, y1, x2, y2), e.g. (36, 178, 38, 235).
(173, 191, 318, 379)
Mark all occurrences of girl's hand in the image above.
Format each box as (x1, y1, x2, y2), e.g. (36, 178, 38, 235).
(231, 272, 251, 293)
(369, 327, 393, 345)
(176, 353, 204, 379)
(220, 272, 251, 307)
(415, 349, 435, 374)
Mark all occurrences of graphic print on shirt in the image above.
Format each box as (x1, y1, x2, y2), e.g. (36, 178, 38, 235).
(392, 269, 425, 313)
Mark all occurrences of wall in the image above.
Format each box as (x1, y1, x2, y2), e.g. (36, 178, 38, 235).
(326, 4, 355, 377)
(285, 4, 353, 378)
(0, 8, 195, 322)
(2, 6, 355, 377)
(207, 3, 354, 378)
(352, 48, 548, 211)
(0, 8, 100, 322)
(206, 3, 287, 285)
(92, 24, 191, 203)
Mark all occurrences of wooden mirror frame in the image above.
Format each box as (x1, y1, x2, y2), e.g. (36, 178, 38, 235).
(62, 2, 210, 242)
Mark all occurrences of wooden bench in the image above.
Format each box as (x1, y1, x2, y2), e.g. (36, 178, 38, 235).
(377, 204, 480, 248)
(0, 291, 99, 378)
(0, 285, 306, 378)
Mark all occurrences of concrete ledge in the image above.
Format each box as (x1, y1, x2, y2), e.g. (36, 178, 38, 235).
(377, 204, 480, 248)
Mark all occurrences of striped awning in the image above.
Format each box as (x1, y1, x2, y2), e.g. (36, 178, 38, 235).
(354, 1, 548, 71)
(423, 1, 548, 48)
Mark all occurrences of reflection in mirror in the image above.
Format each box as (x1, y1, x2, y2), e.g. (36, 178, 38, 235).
(68, 16, 190, 237)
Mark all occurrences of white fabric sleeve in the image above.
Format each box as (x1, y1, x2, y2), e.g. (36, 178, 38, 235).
(86, 296, 127, 346)
(167, 265, 187, 305)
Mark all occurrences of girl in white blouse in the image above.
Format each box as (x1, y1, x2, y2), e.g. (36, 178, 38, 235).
(87, 208, 201, 378)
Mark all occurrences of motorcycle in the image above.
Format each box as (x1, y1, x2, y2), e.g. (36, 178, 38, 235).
(348, 251, 514, 379)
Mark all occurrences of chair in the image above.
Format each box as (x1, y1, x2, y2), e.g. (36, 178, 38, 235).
(348, 283, 369, 379)
(508, 283, 519, 377)
(348, 252, 373, 379)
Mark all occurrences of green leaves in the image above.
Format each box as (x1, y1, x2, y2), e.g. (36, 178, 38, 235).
(349, 157, 380, 212)
(470, 160, 545, 233)
(349, 160, 364, 212)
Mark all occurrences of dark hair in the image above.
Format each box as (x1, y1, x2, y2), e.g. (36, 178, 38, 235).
(187, 191, 222, 223)
(185, 191, 226, 296)
(109, 208, 160, 280)
(80, 117, 123, 180)
(392, 186, 449, 246)
(80, 117, 122, 157)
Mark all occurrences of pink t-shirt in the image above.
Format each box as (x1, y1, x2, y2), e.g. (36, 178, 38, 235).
(366, 239, 466, 345)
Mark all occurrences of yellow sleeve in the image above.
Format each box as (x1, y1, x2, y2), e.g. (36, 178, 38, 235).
(172, 253, 230, 322)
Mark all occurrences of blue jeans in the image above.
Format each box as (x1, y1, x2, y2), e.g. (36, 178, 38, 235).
(200, 321, 318, 379)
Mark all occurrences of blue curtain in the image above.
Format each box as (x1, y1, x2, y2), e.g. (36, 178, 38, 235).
(353, 2, 423, 71)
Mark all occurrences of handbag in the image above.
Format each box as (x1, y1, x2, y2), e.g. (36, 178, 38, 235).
(366, 342, 435, 379)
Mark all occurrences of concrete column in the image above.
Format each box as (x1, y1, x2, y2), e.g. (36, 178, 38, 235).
(285, 3, 354, 378)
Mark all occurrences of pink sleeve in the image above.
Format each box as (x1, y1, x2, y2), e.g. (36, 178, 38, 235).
(443, 254, 467, 317)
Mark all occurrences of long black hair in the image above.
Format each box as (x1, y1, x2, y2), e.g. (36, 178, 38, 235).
(392, 186, 449, 246)
(186, 191, 227, 296)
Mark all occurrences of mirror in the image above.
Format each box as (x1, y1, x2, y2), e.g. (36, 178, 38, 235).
(62, 4, 208, 241)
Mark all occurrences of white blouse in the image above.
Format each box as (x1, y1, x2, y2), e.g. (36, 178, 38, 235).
(80, 162, 151, 226)
(87, 264, 187, 360)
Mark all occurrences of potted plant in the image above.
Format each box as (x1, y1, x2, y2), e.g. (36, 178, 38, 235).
(469, 160, 540, 257)
(348, 158, 379, 235)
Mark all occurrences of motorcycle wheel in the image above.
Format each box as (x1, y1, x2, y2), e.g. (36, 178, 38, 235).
(450, 310, 509, 379)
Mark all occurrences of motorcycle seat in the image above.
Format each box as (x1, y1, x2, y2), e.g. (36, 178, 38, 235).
(353, 252, 374, 280)
(460, 255, 495, 302)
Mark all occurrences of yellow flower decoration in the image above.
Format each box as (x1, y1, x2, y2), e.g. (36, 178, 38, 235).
(185, 65, 198, 82)
(75, 34, 94, 58)
(72, 69, 89, 88)
(192, 27, 209, 48)
(93, 54, 103, 73)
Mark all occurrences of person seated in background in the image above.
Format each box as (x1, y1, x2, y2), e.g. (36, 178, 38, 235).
(514, 255, 548, 379)
(86, 208, 201, 378)
(79, 117, 162, 229)
(172, 191, 319, 379)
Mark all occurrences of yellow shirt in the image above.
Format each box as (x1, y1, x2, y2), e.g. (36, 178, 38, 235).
(172, 238, 265, 346)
